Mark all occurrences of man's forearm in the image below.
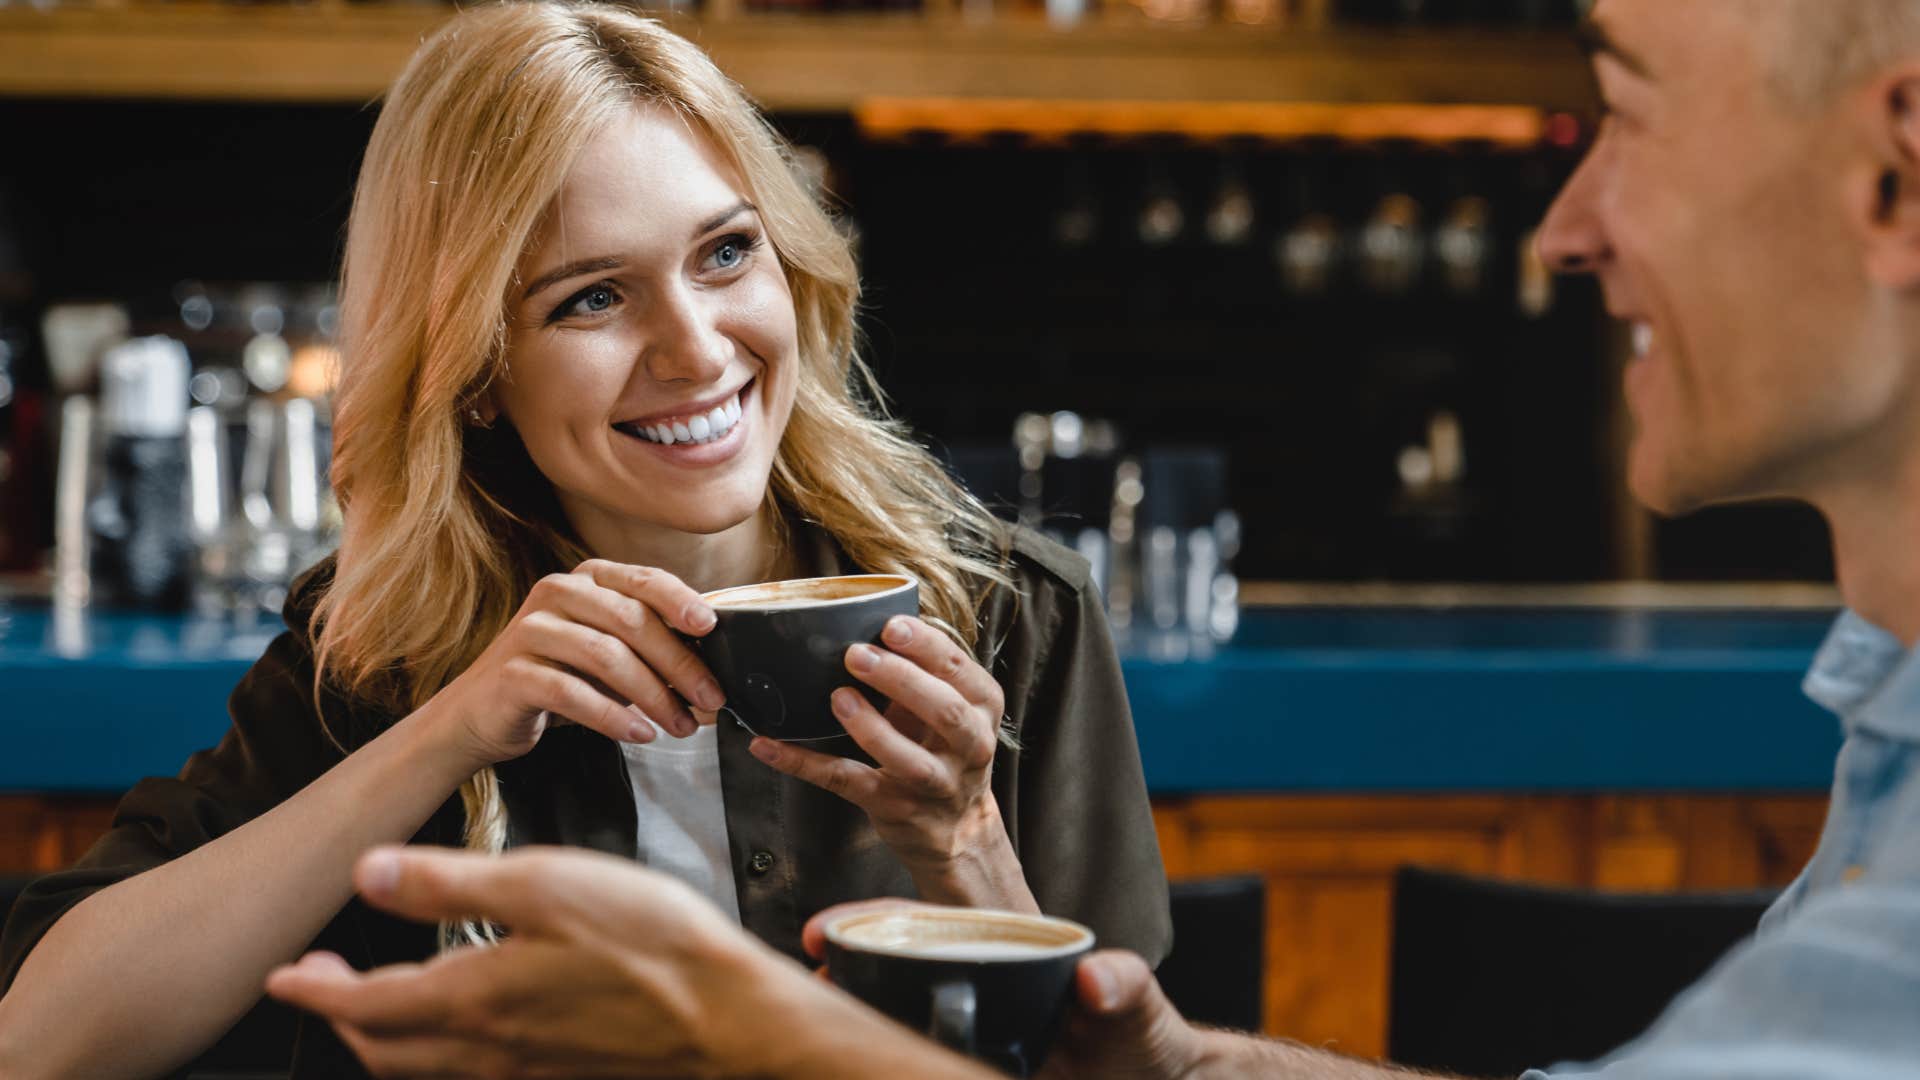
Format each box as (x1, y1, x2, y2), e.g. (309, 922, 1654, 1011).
(1192, 1028, 1457, 1080)
(758, 989, 997, 1080)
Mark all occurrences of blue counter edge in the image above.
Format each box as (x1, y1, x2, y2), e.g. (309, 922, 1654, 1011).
(1, 607, 1845, 795)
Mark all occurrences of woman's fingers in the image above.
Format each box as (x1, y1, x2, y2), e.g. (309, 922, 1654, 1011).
(503, 654, 652, 744)
(575, 560, 716, 637)
(879, 616, 1003, 710)
(845, 637, 996, 767)
(540, 570, 726, 718)
(517, 612, 693, 737)
(831, 689, 953, 796)
(749, 737, 885, 808)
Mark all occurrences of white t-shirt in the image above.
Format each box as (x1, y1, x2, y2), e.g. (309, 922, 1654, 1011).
(618, 722, 741, 922)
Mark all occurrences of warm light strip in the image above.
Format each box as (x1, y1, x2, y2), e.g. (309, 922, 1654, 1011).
(854, 98, 1550, 146)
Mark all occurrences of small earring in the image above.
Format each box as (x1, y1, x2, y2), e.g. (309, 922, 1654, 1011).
(469, 408, 484, 424)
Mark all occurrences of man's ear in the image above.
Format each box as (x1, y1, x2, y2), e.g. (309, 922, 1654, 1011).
(1860, 72, 1920, 289)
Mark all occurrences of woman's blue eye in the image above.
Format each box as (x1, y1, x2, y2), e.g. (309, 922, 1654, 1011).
(706, 233, 758, 273)
(550, 284, 616, 323)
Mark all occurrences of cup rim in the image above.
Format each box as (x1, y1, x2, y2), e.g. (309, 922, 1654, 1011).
(701, 573, 916, 611)
(823, 906, 1095, 962)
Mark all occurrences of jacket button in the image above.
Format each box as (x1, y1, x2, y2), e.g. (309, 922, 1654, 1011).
(750, 851, 775, 875)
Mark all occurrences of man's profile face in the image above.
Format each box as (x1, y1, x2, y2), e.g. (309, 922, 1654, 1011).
(1537, 0, 1888, 516)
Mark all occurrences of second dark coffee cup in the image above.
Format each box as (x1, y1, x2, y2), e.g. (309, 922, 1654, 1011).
(694, 573, 919, 743)
(824, 906, 1096, 1077)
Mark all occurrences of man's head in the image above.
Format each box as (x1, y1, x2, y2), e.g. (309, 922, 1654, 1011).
(1539, 0, 1920, 516)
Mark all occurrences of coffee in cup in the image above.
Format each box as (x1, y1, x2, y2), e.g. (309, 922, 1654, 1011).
(694, 574, 918, 742)
(823, 907, 1095, 1077)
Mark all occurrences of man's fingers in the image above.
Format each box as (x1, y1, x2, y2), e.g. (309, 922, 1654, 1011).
(352, 846, 559, 934)
(266, 952, 455, 1033)
(333, 1021, 516, 1080)
(1075, 949, 1161, 1016)
(799, 897, 934, 961)
(263, 951, 365, 1015)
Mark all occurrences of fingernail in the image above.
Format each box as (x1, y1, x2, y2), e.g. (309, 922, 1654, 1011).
(883, 617, 913, 646)
(626, 706, 656, 743)
(675, 707, 699, 735)
(749, 737, 777, 763)
(1088, 960, 1120, 1010)
(696, 680, 726, 711)
(832, 688, 857, 717)
(687, 604, 717, 634)
(847, 644, 879, 673)
(359, 849, 401, 900)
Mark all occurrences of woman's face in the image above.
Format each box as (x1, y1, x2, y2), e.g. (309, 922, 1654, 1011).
(496, 104, 800, 548)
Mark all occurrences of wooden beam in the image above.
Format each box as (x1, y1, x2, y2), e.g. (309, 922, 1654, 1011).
(0, 6, 1597, 111)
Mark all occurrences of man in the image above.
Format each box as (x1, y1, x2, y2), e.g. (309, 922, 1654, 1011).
(268, 0, 1920, 1075)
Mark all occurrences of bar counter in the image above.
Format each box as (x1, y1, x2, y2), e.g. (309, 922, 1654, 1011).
(0, 599, 1841, 795)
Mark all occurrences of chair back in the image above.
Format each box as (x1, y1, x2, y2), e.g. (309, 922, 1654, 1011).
(1157, 875, 1266, 1033)
(1389, 865, 1777, 1077)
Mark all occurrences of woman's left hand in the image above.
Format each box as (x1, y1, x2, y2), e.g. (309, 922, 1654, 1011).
(749, 615, 1037, 912)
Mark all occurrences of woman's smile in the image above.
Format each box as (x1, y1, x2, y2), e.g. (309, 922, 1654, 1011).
(611, 377, 757, 468)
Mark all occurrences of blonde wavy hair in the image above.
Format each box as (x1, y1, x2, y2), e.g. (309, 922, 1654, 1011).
(313, 1, 1010, 937)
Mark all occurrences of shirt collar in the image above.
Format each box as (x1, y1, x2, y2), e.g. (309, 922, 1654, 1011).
(1804, 609, 1920, 740)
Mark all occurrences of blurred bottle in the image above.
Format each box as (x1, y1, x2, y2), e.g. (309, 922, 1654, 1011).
(1204, 160, 1257, 248)
(0, 304, 51, 573)
(1137, 165, 1186, 247)
(1434, 195, 1492, 298)
(1052, 161, 1101, 250)
(0, 179, 50, 573)
(89, 336, 194, 609)
(1275, 163, 1342, 297)
(1358, 190, 1426, 296)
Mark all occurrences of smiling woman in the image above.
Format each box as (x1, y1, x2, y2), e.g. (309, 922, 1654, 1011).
(0, 5, 1169, 1078)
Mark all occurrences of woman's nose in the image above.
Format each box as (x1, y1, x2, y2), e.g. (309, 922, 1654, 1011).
(643, 285, 731, 384)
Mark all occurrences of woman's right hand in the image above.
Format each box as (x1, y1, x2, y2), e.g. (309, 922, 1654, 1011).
(425, 560, 726, 771)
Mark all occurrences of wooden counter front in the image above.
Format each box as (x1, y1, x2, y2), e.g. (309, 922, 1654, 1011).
(2, 791, 1826, 1062)
(1152, 792, 1826, 1059)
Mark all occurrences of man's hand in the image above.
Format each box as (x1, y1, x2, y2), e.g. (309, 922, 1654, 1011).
(1037, 949, 1209, 1080)
(801, 902, 1206, 1080)
(265, 845, 800, 1078)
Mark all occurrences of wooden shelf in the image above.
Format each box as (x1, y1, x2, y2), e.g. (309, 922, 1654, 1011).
(0, 4, 1596, 112)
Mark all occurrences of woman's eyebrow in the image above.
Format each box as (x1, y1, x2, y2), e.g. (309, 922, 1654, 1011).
(520, 254, 625, 302)
(693, 200, 757, 241)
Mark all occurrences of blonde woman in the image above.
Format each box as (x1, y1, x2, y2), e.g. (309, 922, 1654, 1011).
(0, 4, 1167, 1078)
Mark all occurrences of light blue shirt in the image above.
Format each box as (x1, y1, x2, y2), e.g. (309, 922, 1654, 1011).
(1528, 611, 1920, 1079)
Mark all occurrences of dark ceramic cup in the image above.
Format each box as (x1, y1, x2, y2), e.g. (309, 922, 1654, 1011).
(694, 574, 919, 743)
(823, 907, 1096, 1077)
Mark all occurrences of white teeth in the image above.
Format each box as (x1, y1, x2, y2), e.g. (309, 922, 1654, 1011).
(624, 388, 747, 445)
(1632, 322, 1654, 358)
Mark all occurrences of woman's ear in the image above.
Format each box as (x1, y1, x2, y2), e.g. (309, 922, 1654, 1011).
(466, 392, 501, 428)
(1861, 72, 1920, 289)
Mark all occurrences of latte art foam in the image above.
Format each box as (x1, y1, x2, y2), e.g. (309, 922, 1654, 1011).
(908, 941, 1060, 961)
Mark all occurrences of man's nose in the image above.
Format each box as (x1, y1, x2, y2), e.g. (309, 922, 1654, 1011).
(643, 285, 731, 383)
(1535, 149, 1611, 274)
